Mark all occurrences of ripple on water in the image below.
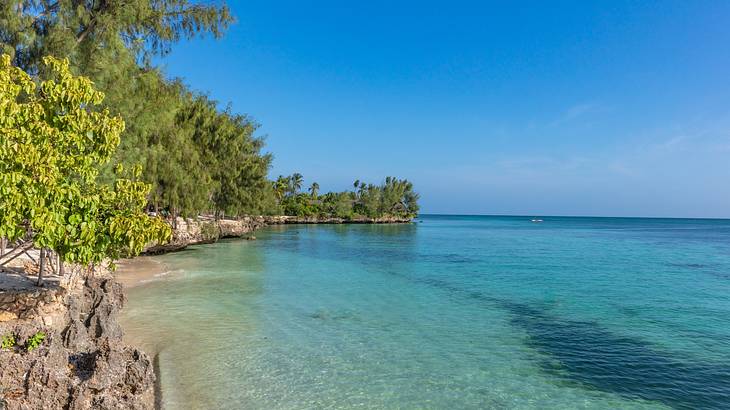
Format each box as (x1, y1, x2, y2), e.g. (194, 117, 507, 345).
(121, 216, 730, 409)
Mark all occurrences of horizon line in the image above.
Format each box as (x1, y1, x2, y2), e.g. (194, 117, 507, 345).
(417, 213, 730, 221)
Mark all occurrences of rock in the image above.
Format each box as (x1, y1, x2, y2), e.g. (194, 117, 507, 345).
(0, 311, 17, 322)
(262, 215, 413, 224)
(143, 214, 412, 254)
(0, 276, 156, 409)
(143, 216, 262, 254)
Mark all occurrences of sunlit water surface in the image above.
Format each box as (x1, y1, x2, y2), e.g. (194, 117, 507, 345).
(120, 215, 730, 409)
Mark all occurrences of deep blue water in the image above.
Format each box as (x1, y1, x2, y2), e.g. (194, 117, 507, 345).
(121, 215, 730, 409)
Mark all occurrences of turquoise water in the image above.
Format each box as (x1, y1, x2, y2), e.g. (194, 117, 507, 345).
(121, 215, 730, 409)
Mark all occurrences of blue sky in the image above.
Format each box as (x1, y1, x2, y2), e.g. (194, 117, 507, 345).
(158, 1, 730, 217)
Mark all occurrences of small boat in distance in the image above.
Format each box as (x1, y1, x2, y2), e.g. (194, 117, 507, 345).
(531, 218, 543, 223)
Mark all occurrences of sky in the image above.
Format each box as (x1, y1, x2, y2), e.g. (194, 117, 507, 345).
(157, 0, 730, 217)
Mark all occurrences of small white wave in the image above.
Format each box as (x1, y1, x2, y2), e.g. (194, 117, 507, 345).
(138, 269, 184, 284)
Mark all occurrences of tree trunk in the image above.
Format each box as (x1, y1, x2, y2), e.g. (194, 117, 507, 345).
(48, 250, 57, 274)
(59, 253, 64, 276)
(0, 237, 5, 257)
(0, 241, 34, 266)
(37, 248, 46, 287)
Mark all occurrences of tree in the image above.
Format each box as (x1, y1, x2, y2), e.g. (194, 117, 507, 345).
(0, 1, 233, 73)
(290, 173, 303, 195)
(380, 177, 419, 216)
(0, 0, 278, 219)
(179, 94, 272, 217)
(309, 182, 320, 199)
(273, 174, 419, 220)
(0, 55, 170, 284)
(273, 176, 289, 201)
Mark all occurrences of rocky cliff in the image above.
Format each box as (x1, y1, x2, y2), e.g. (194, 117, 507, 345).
(143, 216, 265, 254)
(0, 270, 155, 409)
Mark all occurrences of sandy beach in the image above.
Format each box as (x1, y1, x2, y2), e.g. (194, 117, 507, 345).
(114, 256, 171, 289)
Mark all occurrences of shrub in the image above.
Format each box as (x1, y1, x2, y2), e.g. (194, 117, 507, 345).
(25, 332, 46, 352)
(1, 334, 15, 350)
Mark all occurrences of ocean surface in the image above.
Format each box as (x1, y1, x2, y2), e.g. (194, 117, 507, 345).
(120, 215, 730, 409)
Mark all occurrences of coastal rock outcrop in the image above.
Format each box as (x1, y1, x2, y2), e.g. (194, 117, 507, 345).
(0, 273, 155, 409)
(143, 215, 412, 254)
(262, 215, 414, 224)
(143, 216, 265, 254)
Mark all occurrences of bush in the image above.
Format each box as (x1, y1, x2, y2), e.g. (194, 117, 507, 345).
(1, 334, 15, 350)
(25, 332, 46, 352)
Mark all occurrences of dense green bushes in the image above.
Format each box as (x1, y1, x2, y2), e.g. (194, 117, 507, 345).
(274, 175, 419, 219)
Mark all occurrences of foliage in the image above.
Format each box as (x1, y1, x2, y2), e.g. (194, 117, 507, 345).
(0, 2, 417, 222)
(199, 221, 220, 241)
(0, 0, 233, 72)
(290, 173, 303, 194)
(0, 55, 170, 265)
(1, 333, 15, 350)
(25, 331, 45, 352)
(320, 192, 356, 219)
(275, 175, 419, 219)
(176, 93, 272, 217)
(309, 182, 320, 198)
(0, 1, 275, 219)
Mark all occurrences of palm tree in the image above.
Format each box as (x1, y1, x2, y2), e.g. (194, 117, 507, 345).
(309, 182, 320, 199)
(290, 173, 303, 194)
(273, 176, 289, 200)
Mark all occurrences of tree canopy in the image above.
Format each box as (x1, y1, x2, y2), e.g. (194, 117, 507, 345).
(0, 0, 276, 219)
(0, 0, 232, 72)
(275, 174, 419, 219)
(0, 1, 418, 226)
(0, 54, 170, 267)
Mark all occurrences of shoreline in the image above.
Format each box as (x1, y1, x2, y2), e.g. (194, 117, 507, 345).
(115, 256, 172, 409)
(115, 256, 174, 289)
(111, 216, 415, 408)
(143, 215, 414, 254)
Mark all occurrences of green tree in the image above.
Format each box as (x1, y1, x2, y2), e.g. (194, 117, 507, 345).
(309, 182, 320, 199)
(0, 55, 170, 284)
(179, 94, 272, 217)
(290, 173, 303, 195)
(379, 177, 419, 217)
(0, 1, 232, 73)
(273, 175, 290, 201)
(276, 174, 419, 220)
(0, 1, 278, 219)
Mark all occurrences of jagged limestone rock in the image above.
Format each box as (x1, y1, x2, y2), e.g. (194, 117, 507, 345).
(0, 277, 155, 409)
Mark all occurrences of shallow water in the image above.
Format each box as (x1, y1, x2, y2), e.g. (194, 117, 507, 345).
(120, 215, 730, 409)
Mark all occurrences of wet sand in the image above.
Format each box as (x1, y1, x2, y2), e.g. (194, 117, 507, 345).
(114, 256, 171, 408)
(114, 256, 172, 289)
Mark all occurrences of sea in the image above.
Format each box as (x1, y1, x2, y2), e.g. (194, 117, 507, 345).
(120, 215, 730, 409)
